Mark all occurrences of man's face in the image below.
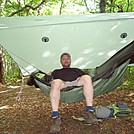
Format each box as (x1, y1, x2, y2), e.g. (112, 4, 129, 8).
(60, 55, 71, 68)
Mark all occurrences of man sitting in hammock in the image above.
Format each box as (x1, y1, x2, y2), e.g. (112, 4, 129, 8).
(50, 53, 98, 133)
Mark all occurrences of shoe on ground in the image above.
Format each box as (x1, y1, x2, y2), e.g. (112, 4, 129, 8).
(83, 110, 98, 124)
(50, 116, 61, 133)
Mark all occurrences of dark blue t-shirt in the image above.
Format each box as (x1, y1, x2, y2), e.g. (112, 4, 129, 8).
(51, 68, 85, 81)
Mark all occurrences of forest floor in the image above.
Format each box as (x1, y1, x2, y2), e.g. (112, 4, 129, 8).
(0, 83, 134, 134)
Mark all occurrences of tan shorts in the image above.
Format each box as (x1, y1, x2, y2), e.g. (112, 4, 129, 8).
(63, 79, 78, 87)
(61, 78, 81, 92)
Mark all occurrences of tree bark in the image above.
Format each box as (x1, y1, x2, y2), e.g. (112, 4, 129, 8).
(59, 0, 64, 15)
(99, 0, 106, 13)
(0, 46, 4, 83)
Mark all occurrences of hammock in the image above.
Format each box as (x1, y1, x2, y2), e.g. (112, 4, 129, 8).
(32, 60, 129, 103)
(29, 40, 134, 102)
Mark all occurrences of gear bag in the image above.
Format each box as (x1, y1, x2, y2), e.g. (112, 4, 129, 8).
(95, 102, 132, 119)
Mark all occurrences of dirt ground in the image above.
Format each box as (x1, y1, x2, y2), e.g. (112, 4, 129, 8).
(0, 83, 134, 134)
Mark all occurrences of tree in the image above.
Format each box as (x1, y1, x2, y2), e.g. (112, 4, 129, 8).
(100, 0, 106, 13)
(0, 46, 4, 83)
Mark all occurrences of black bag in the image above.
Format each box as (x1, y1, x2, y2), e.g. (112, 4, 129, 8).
(42, 74, 53, 83)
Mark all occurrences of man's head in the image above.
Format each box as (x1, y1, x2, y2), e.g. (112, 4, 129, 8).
(60, 53, 71, 68)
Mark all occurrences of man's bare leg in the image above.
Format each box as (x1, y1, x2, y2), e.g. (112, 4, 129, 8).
(50, 79, 65, 112)
(77, 75, 98, 124)
(77, 75, 93, 107)
(50, 79, 65, 133)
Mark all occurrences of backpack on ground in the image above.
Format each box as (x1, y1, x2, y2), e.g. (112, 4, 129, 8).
(94, 102, 132, 119)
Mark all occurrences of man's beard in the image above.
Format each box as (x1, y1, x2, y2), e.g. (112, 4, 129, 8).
(62, 64, 70, 68)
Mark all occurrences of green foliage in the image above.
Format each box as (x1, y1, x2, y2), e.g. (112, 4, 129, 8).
(106, 0, 134, 12)
(1, 0, 46, 16)
(1, 0, 134, 17)
(3, 50, 21, 83)
(123, 66, 134, 88)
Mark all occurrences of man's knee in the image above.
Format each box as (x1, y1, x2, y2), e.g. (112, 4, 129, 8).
(77, 75, 92, 86)
(51, 79, 64, 90)
(81, 75, 92, 82)
(51, 79, 63, 86)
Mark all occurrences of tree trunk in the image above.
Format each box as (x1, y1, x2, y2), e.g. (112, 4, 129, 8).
(0, 46, 4, 83)
(59, 0, 64, 15)
(99, 0, 106, 13)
